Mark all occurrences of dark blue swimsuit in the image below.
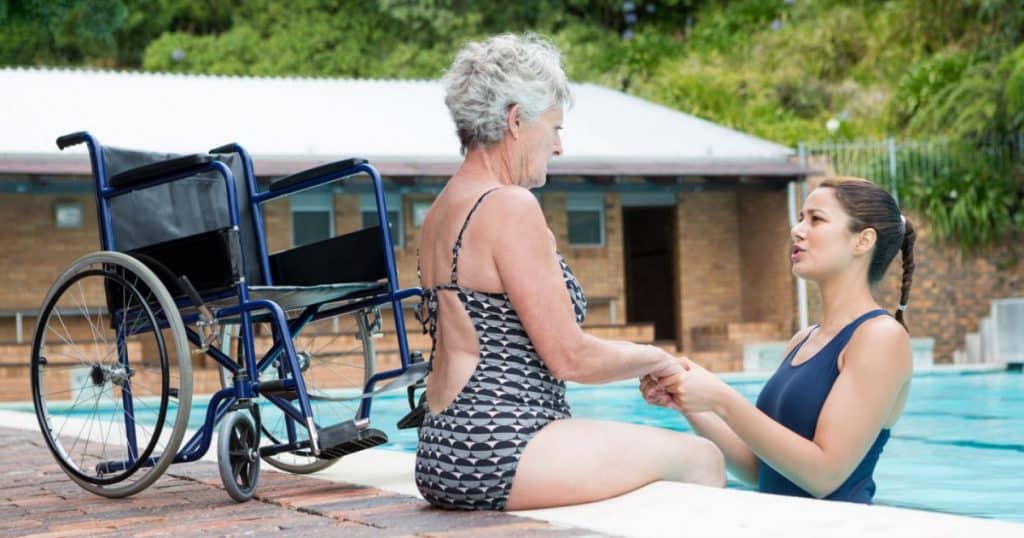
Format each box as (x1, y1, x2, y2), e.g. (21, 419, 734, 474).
(755, 309, 892, 503)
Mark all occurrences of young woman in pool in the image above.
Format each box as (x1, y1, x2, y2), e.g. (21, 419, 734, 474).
(643, 177, 916, 503)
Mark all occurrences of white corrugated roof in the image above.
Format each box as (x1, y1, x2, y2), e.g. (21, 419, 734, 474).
(0, 67, 795, 175)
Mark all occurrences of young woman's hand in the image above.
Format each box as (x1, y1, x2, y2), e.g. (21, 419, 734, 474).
(661, 359, 732, 415)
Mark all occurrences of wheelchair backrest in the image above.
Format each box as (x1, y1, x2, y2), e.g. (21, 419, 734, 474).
(101, 146, 266, 287)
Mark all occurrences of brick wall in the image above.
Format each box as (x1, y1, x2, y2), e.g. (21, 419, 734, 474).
(267, 191, 624, 325)
(870, 212, 1024, 362)
(802, 231, 1024, 364)
(0, 321, 658, 401)
(542, 191, 626, 324)
(261, 197, 292, 254)
(4, 180, 1017, 372)
(799, 169, 1024, 363)
(738, 189, 795, 334)
(0, 194, 101, 311)
(676, 191, 744, 351)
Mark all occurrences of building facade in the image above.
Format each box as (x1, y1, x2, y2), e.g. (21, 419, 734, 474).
(0, 68, 820, 399)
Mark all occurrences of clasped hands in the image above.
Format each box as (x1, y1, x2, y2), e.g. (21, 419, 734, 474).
(640, 355, 730, 415)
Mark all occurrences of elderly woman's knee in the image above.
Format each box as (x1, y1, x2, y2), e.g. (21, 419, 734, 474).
(672, 436, 725, 487)
(696, 438, 727, 486)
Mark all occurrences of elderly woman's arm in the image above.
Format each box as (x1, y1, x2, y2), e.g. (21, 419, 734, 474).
(491, 187, 680, 384)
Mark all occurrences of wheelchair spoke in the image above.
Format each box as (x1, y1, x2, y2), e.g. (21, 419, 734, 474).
(241, 310, 375, 474)
(66, 383, 104, 466)
(75, 280, 105, 365)
(53, 375, 99, 440)
(100, 384, 119, 467)
(50, 310, 90, 366)
(33, 254, 190, 496)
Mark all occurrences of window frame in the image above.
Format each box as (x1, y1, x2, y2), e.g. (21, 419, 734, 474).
(360, 192, 404, 248)
(566, 192, 606, 247)
(290, 187, 334, 247)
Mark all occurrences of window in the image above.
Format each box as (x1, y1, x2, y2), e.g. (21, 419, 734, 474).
(54, 201, 83, 229)
(567, 193, 605, 247)
(412, 199, 433, 228)
(360, 193, 403, 248)
(291, 187, 333, 247)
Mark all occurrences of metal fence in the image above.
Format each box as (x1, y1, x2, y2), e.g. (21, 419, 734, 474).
(797, 134, 1024, 203)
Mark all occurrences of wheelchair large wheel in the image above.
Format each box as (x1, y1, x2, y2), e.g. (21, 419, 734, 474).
(220, 308, 377, 474)
(31, 251, 193, 498)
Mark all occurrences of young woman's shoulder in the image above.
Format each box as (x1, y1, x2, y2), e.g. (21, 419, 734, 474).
(783, 324, 817, 357)
(854, 314, 911, 349)
(845, 314, 912, 376)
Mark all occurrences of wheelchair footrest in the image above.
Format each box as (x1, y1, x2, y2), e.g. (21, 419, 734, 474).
(317, 420, 388, 460)
(397, 398, 427, 430)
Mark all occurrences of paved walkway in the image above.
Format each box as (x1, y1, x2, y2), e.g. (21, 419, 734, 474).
(0, 428, 596, 537)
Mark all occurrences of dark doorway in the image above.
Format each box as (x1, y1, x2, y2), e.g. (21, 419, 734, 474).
(623, 207, 677, 342)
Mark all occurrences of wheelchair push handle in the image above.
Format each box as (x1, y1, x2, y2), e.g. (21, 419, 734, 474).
(209, 143, 241, 154)
(56, 132, 89, 150)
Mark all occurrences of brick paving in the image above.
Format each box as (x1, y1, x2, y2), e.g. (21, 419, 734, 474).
(0, 428, 599, 537)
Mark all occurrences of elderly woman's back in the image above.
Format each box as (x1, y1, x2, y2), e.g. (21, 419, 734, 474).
(415, 33, 724, 512)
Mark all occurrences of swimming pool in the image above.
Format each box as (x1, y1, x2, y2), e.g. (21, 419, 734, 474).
(31, 369, 1024, 523)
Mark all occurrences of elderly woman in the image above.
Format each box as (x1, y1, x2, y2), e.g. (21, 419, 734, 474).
(414, 33, 725, 512)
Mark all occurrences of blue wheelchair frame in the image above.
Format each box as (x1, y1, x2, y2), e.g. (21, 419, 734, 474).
(59, 131, 423, 470)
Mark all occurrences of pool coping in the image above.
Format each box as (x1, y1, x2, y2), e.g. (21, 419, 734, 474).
(4, 399, 1022, 538)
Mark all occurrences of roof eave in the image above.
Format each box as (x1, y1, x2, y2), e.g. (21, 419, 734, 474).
(0, 154, 818, 179)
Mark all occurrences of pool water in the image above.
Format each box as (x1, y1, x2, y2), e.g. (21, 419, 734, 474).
(41, 370, 1024, 522)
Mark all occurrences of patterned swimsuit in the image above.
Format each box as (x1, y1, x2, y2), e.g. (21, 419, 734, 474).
(414, 188, 587, 510)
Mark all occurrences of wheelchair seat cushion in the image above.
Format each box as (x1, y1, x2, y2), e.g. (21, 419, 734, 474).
(269, 225, 388, 286)
(122, 223, 390, 317)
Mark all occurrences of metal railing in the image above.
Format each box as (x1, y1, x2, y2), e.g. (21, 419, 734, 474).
(798, 133, 1024, 201)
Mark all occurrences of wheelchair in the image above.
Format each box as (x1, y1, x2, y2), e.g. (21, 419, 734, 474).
(29, 132, 428, 501)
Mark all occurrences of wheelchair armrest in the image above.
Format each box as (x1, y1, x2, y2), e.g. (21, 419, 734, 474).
(268, 158, 367, 193)
(110, 154, 214, 189)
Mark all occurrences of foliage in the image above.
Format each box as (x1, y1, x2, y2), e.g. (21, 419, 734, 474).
(904, 151, 1023, 252)
(2, 0, 1020, 142)
(2, 0, 1023, 250)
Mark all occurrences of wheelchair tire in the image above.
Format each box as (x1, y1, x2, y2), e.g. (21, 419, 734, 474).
(217, 411, 260, 502)
(218, 308, 376, 474)
(31, 251, 193, 498)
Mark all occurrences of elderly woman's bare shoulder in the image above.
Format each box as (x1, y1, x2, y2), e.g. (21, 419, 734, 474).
(486, 186, 544, 218)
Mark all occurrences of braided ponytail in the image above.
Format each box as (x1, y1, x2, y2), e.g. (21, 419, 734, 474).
(819, 178, 917, 332)
(895, 216, 916, 331)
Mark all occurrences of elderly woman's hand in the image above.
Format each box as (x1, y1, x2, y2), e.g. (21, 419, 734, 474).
(639, 354, 691, 410)
(647, 348, 689, 380)
(639, 374, 678, 410)
(660, 359, 732, 416)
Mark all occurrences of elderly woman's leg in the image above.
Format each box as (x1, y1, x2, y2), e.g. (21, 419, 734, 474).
(505, 419, 725, 510)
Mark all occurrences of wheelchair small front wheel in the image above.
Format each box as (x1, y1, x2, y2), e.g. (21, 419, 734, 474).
(218, 410, 260, 502)
(30, 251, 193, 498)
(219, 309, 378, 475)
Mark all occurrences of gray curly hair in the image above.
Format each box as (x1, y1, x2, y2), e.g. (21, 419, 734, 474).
(442, 33, 573, 153)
